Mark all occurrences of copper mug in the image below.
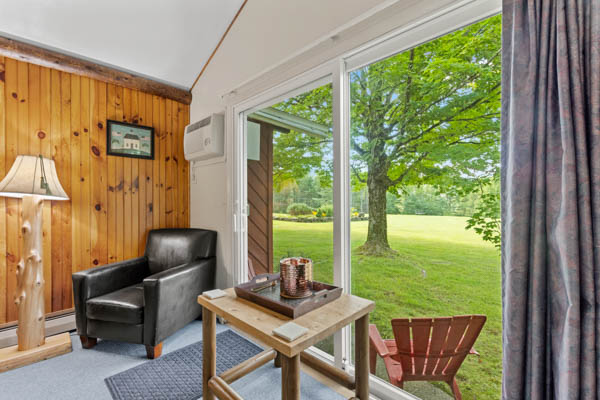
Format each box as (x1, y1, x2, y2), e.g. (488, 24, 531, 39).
(280, 257, 313, 298)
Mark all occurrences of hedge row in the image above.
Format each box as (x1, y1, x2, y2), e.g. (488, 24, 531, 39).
(273, 216, 369, 223)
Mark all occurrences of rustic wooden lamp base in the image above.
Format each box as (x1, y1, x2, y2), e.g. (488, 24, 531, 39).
(0, 333, 72, 373)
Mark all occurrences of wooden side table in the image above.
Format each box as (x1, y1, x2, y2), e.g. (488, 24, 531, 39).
(198, 288, 375, 400)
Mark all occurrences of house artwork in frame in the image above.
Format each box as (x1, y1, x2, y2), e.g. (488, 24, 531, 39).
(106, 119, 154, 159)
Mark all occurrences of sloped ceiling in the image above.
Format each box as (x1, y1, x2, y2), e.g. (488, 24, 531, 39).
(0, 0, 245, 89)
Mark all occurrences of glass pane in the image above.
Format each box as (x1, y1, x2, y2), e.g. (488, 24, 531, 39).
(248, 82, 334, 355)
(349, 15, 502, 399)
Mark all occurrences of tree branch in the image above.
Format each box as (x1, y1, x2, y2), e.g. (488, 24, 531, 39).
(351, 139, 367, 156)
(390, 82, 500, 158)
(388, 152, 430, 186)
(351, 164, 366, 183)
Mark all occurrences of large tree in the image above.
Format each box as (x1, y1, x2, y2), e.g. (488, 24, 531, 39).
(274, 15, 501, 255)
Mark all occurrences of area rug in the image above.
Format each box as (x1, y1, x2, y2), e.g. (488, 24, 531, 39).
(105, 329, 262, 400)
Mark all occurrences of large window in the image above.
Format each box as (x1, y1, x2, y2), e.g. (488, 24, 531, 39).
(348, 14, 501, 399)
(233, 3, 502, 399)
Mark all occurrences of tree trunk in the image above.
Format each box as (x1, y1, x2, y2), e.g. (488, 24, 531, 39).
(357, 159, 395, 256)
(15, 195, 45, 350)
(367, 180, 388, 244)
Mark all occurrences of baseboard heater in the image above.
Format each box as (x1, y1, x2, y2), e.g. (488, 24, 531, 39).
(0, 310, 76, 349)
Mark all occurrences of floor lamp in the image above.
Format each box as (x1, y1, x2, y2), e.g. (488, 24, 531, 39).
(0, 155, 72, 372)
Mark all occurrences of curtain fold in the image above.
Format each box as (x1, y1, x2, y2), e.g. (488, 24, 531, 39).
(502, 0, 600, 398)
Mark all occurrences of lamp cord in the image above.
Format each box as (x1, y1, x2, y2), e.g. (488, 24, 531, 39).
(37, 155, 51, 196)
(31, 156, 39, 194)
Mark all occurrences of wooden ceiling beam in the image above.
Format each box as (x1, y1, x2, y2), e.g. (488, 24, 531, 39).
(0, 36, 192, 104)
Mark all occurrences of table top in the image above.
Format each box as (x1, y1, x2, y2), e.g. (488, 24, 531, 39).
(198, 288, 374, 358)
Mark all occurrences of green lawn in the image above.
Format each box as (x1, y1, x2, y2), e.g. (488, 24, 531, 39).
(273, 215, 501, 399)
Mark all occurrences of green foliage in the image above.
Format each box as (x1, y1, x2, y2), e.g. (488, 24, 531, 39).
(466, 189, 501, 249)
(271, 15, 502, 248)
(271, 84, 333, 192)
(348, 14, 501, 193)
(274, 174, 333, 213)
(395, 184, 497, 218)
(286, 202, 313, 216)
(316, 204, 333, 217)
(386, 192, 401, 214)
(400, 186, 451, 216)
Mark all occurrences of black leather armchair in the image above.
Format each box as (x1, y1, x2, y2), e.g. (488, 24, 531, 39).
(72, 228, 217, 358)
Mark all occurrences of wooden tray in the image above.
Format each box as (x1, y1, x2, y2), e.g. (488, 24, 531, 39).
(234, 273, 343, 319)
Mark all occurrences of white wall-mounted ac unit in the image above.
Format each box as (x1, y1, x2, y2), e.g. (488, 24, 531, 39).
(184, 114, 224, 162)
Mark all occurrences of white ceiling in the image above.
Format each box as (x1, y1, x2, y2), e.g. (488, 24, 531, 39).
(0, 0, 245, 89)
(191, 0, 391, 116)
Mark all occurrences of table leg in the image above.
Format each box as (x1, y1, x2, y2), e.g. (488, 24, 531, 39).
(281, 353, 300, 400)
(274, 351, 282, 368)
(355, 314, 370, 399)
(203, 307, 216, 400)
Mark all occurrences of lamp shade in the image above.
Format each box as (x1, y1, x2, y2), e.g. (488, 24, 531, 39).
(0, 155, 69, 200)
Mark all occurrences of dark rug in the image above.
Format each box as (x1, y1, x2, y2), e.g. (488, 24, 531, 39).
(105, 329, 263, 400)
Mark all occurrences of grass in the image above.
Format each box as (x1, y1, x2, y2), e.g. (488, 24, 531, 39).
(273, 214, 501, 399)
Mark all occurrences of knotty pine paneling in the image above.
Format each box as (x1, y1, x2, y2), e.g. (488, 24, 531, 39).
(0, 56, 190, 324)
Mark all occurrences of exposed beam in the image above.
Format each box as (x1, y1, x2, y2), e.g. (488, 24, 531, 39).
(191, 0, 248, 90)
(0, 36, 192, 104)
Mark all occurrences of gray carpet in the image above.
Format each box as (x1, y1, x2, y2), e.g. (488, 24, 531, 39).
(106, 330, 263, 400)
(0, 321, 345, 400)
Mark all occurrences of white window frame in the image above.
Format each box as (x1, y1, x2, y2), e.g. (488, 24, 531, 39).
(227, 1, 500, 398)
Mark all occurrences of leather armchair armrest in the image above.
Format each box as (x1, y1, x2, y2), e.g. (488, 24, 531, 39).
(143, 258, 216, 346)
(72, 257, 149, 335)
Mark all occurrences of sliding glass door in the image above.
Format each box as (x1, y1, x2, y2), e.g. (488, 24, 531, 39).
(232, 3, 502, 399)
(243, 81, 336, 356)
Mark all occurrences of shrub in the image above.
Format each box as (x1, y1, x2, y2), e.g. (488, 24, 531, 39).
(287, 203, 313, 216)
(316, 204, 333, 217)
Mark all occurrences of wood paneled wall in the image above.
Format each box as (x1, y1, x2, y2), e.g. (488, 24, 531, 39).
(0, 56, 190, 325)
(247, 121, 273, 275)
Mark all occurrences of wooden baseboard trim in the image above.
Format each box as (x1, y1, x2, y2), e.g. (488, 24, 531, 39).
(0, 313, 75, 349)
(0, 332, 72, 373)
(0, 309, 74, 332)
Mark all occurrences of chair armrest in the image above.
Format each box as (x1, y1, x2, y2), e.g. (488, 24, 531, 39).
(72, 257, 149, 335)
(369, 324, 390, 357)
(143, 258, 216, 346)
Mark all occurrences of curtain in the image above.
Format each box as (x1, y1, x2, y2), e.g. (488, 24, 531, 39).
(501, 0, 600, 398)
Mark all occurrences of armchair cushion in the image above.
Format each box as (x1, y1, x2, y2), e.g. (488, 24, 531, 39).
(72, 257, 149, 335)
(145, 229, 217, 274)
(87, 283, 144, 324)
(143, 258, 216, 345)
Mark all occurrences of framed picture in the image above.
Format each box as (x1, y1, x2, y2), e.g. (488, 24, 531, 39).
(106, 119, 154, 160)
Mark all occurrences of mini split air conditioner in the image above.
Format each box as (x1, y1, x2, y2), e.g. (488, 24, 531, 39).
(184, 114, 224, 162)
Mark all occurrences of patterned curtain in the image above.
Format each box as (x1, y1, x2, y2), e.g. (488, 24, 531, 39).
(501, 0, 600, 398)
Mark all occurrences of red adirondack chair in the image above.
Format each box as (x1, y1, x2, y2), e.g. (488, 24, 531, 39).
(369, 315, 486, 400)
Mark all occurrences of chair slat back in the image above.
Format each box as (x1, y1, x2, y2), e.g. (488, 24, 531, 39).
(433, 315, 471, 375)
(443, 315, 486, 375)
(391, 315, 486, 378)
(425, 317, 452, 375)
(391, 319, 413, 374)
(410, 318, 433, 375)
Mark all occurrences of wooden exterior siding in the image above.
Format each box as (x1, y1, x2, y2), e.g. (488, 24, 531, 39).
(0, 56, 190, 325)
(247, 121, 273, 275)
